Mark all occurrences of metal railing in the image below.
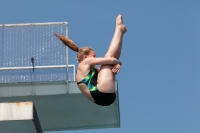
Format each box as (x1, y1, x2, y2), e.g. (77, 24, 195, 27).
(0, 22, 68, 27)
(0, 65, 75, 82)
(0, 22, 76, 83)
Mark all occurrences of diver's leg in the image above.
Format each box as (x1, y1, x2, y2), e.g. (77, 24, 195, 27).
(97, 15, 127, 93)
(105, 14, 127, 59)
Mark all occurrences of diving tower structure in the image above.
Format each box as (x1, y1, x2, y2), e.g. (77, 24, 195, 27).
(0, 22, 120, 132)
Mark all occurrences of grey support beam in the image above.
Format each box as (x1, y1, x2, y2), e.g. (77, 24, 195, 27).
(0, 102, 42, 133)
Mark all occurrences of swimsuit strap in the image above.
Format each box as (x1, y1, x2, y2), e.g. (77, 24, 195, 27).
(77, 81, 84, 84)
(77, 68, 95, 84)
(77, 68, 98, 91)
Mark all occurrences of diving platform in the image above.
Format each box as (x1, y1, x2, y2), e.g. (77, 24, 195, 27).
(0, 22, 120, 132)
(0, 81, 120, 132)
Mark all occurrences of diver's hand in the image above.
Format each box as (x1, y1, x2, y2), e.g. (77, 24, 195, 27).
(112, 63, 121, 74)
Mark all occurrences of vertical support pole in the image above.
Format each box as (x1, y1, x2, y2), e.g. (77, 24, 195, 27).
(65, 23, 69, 92)
(65, 23, 68, 76)
(33, 104, 43, 133)
(1, 25, 4, 67)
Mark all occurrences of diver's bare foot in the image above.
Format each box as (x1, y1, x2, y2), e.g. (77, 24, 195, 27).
(116, 14, 127, 34)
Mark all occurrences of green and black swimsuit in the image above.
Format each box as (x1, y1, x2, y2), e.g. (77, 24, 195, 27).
(77, 67, 116, 106)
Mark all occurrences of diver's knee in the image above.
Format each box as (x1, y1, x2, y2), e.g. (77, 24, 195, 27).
(104, 53, 113, 58)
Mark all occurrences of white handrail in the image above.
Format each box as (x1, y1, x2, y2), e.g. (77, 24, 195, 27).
(0, 64, 76, 81)
(0, 22, 67, 27)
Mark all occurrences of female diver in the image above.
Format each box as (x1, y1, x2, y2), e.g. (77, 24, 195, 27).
(55, 14, 127, 106)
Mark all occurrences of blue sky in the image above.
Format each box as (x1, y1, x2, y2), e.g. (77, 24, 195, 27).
(1, 0, 200, 133)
